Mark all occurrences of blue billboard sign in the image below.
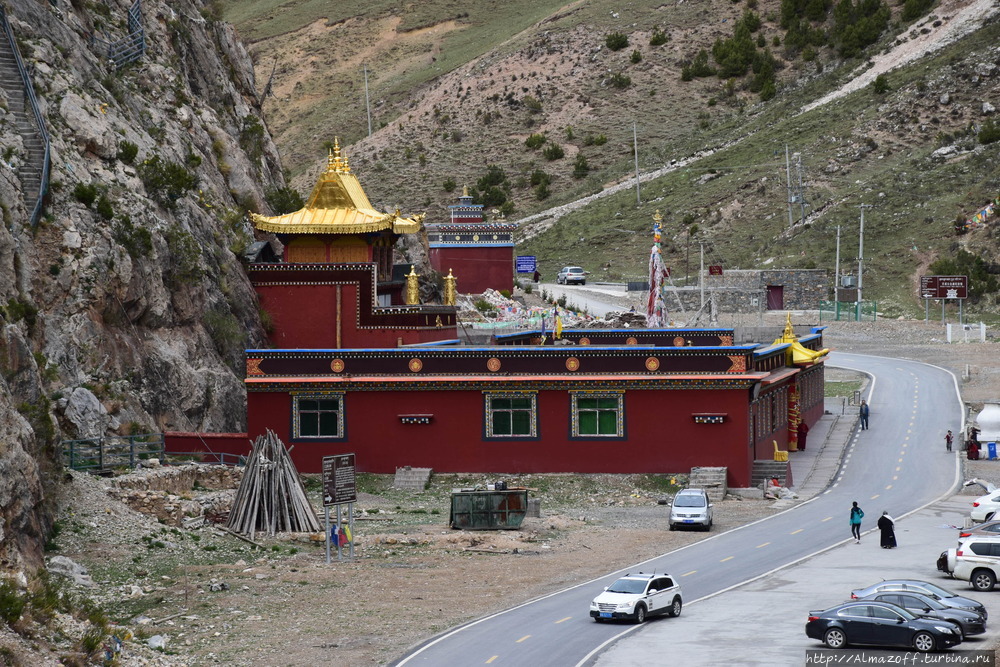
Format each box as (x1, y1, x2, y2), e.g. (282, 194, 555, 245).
(516, 255, 536, 273)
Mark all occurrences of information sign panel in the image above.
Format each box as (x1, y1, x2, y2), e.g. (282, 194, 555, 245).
(322, 453, 357, 506)
(515, 255, 536, 273)
(919, 275, 967, 299)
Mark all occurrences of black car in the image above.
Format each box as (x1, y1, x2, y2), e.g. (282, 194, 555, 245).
(860, 592, 986, 637)
(850, 580, 987, 619)
(806, 601, 963, 652)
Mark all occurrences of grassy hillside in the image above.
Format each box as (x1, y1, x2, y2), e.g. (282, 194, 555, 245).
(225, 0, 1000, 318)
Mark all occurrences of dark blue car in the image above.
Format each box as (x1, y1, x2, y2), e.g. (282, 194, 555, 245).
(806, 600, 963, 652)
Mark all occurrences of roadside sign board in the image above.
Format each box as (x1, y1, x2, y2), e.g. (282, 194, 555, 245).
(708, 265, 723, 276)
(515, 255, 536, 273)
(322, 453, 357, 506)
(920, 275, 968, 299)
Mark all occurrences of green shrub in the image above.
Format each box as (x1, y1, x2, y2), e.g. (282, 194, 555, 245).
(572, 154, 590, 179)
(240, 116, 266, 163)
(542, 143, 565, 160)
(112, 215, 153, 259)
(204, 308, 245, 355)
(609, 72, 632, 89)
(525, 133, 546, 149)
(0, 579, 25, 623)
(534, 183, 551, 200)
(649, 29, 668, 46)
(901, 0, 933, 21)
(872, 74, 890, 94)
(138, 156, 198, 209)
(265, 186, 304, 214)
(72, 183, 98, 207)
(630, 49, 642, 64)
(163, 224, 203, 287)
(530, 170, 551, 187)
(605, 32, 629, 51)
(523, 95, 543, 113)
(442, 178, 457, 192)
(95, 195, 114, 220)
(3, 298, 38, 327)
(583, 134, 608, 146)
(117, 140, 139, 164)
(979, 119, 1000, 145)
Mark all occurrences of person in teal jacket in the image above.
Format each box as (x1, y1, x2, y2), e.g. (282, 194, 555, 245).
(850, 501, 864, 543)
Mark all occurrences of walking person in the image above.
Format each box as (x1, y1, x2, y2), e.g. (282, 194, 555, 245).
(945, 430, 953, 452)
(877, 511, 897, 549)
(859, 400, 870, 430)
(850, 501, 864, 543)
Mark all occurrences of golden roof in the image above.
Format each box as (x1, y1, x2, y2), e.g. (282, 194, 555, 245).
(773, 313, 829, 365)
(250, 138, 423, 235)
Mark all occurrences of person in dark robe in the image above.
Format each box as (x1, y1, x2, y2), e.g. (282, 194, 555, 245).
(797, 420, 809, 450)
(968, 440, 980, 460)
(877, 511, 897, 548)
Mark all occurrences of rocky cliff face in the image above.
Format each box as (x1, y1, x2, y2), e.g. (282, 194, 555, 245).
(0, 0, 282, 575)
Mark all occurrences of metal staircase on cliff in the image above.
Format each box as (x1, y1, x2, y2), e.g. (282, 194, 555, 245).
(90, 0, 145, 70)
(0, 5, 50, 227)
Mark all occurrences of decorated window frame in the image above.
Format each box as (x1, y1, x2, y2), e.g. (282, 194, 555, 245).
(570, 391, 625, 439)
(292, 392, 346, 440)
(483, 392, 538, 439)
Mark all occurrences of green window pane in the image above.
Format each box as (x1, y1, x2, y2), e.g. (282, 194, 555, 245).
(319, 412, 340, 436)
(510, 411, 531, 435)
(510, 398, 531, 410)
(579, 411, 598, 434)
(492, 398, 511, 410)
(318, 398, 340, 411)
(493, 411, 512, 435)
(299, 399, 318, 412)
(597, 398, 618, 409)
(300, 413, 319, 436)
(578, 398, 598, 410)
(598, 411, 618, 434)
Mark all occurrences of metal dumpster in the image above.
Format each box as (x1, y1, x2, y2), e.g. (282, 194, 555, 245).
(449, 488, 528, 530)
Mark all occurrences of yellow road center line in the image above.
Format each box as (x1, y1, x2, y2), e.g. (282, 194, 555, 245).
(822, 516, 833, 522)
(721, 556, 735, 562)
(870, 494, 880, 500)
(555, 617, 571, 624)
(486, 657, 498, 664)
(682, 570, 697, 577)
(791, 529, 804, 535)
(886, 485, 892, 490)
(757, 542, 770, 548)
(516, 635, 531, 643)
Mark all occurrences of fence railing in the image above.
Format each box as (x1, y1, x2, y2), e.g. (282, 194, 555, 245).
(0, 4, 50, 227)
(90, 0, 145, 70)
(62, 433, 165, 471)
(818, 300, 878, 322)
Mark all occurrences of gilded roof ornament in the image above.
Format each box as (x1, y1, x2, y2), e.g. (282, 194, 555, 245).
(249, 138, 421, 236)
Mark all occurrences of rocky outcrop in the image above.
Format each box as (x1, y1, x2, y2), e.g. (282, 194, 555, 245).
(0, 0, 286, 574)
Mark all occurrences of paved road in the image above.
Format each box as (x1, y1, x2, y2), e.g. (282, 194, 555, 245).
(541, 282, 632, 318)
(393, 353, 964, 666)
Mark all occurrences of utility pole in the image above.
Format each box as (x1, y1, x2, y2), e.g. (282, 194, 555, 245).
(797, 153, 806, 224)
(699, 242, 705, 311)
(633, 122, 641, 205)
(785, 145, 793, 228)
(363, 64, 372, 137)
(856, 205, 871, 321)
(834, 225, 841, 299)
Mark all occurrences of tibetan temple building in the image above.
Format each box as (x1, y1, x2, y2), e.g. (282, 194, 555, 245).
(165, 143, 828, 489)
(425, 187, 517, 294)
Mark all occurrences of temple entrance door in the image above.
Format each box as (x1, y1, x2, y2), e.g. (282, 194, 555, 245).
(766, 285, 784, 310)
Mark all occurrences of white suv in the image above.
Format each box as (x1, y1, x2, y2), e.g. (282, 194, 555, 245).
(590, 572, 682, 623)
(556, 266, 587, 285)
(953, 538, 1000, 591)
(669, 488, 714, 531)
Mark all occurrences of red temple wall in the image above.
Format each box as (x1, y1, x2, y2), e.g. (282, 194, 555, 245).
(246, 387, 757, 487)
(429, 247, 513, 294)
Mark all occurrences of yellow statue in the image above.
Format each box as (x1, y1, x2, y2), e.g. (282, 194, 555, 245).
(405, 265, 420, 305)
(443, 269, 457, 306)
(773, 313, 829, 365)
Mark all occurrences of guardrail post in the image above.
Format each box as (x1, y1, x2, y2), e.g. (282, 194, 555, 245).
(98, 438, 105, 471)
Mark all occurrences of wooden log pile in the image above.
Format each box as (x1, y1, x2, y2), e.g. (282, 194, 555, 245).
(226, 429, 321, 539)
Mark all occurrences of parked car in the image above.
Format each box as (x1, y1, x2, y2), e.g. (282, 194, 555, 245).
(859, 592, 986, 637)
(556, 266, 587, 285)
(959, 520, 1000, 540)
(669, 488, 713, 531)
(938, 548, 957, 575)
(953, 538, 1000, 591)
(970, 491, 1000, 522)
(589, 572, 682, 623)
(805, 600, 963, 652)
(850, 580, 987, 619)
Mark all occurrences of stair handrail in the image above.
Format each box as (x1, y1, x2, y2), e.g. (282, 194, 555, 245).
(0, 3, 50, 226)
(89, 0, 144, 70)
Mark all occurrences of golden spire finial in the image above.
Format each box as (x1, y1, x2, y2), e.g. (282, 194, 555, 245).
(783, 312, 795, 340)
(462, 184, 469, 197)
(330, 136, 344, 172)
(326, 147, 336, 172)
(653, 210, 663, 224)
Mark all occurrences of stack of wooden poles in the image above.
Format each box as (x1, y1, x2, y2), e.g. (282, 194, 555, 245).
(227, 429, 321, 539)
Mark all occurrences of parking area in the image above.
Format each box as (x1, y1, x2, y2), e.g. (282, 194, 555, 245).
(597, 496, 1000, 665)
